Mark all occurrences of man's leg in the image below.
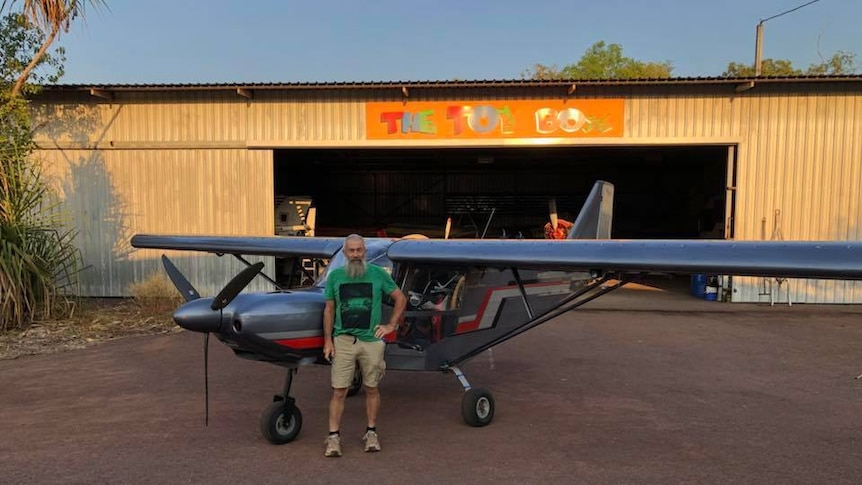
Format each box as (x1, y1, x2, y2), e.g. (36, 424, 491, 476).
(364, 385, 379, 428)
(357, 339, 385, 452)
(329, 387, 348, 432)
(326, 335, 358, 457)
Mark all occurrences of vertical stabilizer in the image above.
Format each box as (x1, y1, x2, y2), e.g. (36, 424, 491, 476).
(568, 181, 614, 239)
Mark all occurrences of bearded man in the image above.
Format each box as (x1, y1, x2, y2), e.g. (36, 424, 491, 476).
(322, 234, 406, 457)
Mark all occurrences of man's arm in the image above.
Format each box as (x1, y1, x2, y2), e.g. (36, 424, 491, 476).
(374, 288, 407, 339)
(323, 299, 335, 360)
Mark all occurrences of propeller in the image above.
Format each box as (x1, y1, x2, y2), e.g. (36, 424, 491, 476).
(160, 255, 264, 426)
(161, 255, 200, 302)
(202, 261, 264, 425)
(549, 198, 559, 231)
(211, 261, 265, 311)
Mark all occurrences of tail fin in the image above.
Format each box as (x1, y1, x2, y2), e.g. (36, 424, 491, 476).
(568, 180, 614, 239)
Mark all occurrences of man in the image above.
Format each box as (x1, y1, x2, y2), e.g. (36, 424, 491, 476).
(323, 234, 407, 457)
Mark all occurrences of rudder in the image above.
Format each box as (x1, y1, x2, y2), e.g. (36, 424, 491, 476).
(568, 180, 614, 239)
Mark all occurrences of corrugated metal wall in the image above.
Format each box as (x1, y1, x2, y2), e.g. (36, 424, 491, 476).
(601, 84, 862, 302)
(36, 147, 274, 297)
(31, 84, 862, 302)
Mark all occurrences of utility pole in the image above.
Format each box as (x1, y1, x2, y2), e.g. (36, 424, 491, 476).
(753, 0, 822, 77)
(755, 22, 764, 76)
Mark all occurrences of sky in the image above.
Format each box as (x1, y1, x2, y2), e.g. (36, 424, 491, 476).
(50, 0, 862, 84)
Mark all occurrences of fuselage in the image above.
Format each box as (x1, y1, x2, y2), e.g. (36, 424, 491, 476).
(170, 238, 583, 371)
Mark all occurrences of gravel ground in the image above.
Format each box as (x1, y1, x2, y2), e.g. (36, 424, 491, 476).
(1, 283, 861, 485)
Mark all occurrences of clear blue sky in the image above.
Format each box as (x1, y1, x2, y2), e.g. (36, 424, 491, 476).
(55, 0, 861, 84)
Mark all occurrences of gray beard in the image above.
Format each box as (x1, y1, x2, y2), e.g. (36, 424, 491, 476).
(346, 259, 366, 279)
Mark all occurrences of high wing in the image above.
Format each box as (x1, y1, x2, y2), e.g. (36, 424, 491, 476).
(130, 234, 352, 259)
(130, 234, 862, 281)
(385, 239, 862, 281)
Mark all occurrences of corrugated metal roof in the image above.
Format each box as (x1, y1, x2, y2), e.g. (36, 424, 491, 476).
(42, 74, 862, 92)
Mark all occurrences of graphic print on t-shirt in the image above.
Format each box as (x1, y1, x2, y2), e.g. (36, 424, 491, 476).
(339, 282, 373, 329)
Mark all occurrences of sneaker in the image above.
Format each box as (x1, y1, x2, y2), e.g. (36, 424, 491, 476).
(362, 430, 381, 452)
(324, 434, 342, 457)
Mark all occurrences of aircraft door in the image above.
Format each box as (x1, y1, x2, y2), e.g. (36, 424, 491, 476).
(395, 265, 466, 349)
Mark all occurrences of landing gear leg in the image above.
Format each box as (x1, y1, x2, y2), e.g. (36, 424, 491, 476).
(260, 368, 303, 444)
(449, 366, 495, 427)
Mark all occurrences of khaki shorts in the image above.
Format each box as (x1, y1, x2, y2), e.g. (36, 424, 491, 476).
(331, 334, 386, 389)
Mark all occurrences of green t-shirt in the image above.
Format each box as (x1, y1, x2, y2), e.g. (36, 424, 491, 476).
(324, 264, 399, 342)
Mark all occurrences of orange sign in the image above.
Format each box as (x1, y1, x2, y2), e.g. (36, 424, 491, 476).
(365, 99, 624, 139)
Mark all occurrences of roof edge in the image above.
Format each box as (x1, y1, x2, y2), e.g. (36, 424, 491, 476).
(40, 75, 862, 92)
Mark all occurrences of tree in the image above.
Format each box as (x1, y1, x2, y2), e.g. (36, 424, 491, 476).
(0, 0, 104, 330)
(3, 0, 104, 97)
(805, 51, 858, 75)
(722, 50, 858, 77)
(522, 41, 674, 80)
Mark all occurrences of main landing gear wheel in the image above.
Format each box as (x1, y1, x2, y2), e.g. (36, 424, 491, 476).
(347, 363, 363, 397)
(461, 388, 495, 427)
(260, 400, 303, 444)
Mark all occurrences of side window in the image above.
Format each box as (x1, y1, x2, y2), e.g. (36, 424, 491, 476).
(406, 266, 465, 311)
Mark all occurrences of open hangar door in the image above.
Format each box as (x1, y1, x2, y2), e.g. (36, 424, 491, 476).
(272, 145, 731, 287)
(274, 145, 731, 239)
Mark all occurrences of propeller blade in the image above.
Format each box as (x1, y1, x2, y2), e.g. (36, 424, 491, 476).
(549, 198, 559, 230)
(161, 255, 201, 302)
(210, 261, 264, 311)
(204, 332, 209, 426)
(444, 217, 452, 239)
(305, 206, 316, 237)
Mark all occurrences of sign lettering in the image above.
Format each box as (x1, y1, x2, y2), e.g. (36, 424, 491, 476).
(366, 99, 624, 139)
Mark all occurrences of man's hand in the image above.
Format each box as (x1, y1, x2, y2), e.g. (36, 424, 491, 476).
(323, 340, 335, 361)
(373, 323, 397, 339)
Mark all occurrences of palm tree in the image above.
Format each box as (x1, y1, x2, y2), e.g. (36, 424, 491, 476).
(0, 0, 101, 329)
(3, 0, 106, 97)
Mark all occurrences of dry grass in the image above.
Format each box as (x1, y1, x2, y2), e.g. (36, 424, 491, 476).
(0, 272, 185, 360)
(128, 271, 184, 314)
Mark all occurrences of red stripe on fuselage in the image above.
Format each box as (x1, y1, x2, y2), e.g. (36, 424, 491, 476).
(274, 336, 324, 350)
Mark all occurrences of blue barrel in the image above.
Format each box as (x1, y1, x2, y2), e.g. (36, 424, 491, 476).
(704, 285, 718, 301)
(690, 274, 707, 298)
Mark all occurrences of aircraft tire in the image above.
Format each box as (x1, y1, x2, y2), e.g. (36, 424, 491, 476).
(461, 388, 495, 427)
(260, 401, 303, 444)
(347, 363, 363, 397)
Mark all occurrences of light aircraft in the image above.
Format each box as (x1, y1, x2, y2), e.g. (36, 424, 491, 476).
(130, 181, 862, 445)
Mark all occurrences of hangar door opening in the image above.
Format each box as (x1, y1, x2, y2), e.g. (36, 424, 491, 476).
(274, 145, 734, 242)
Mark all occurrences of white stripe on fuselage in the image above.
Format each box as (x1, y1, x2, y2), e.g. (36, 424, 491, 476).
(459, 283, 571, 330)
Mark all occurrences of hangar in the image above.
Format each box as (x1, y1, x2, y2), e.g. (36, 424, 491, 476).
(30, 76, 862, 302)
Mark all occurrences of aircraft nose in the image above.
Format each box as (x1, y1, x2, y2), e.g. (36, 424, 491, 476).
(173, 298, 223, 333)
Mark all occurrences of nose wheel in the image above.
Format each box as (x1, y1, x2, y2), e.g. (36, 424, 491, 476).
(450, 366, 495, 427)
(260, 399, 302, 444)
(260, 368, 303, 444)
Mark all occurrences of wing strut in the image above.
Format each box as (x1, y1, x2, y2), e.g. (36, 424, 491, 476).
(510, 268, 535, 319)
(231, 254, 283, 291)
(445, 273, 628, 368)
